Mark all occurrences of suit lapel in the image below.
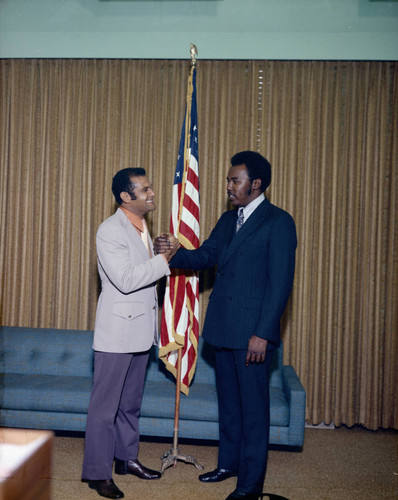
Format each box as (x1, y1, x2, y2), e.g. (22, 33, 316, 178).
(220, 199, 272, 266)
(116, 208, 150, 261)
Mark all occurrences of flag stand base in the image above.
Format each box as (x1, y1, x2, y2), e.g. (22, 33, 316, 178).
(160, 430, 204, 473)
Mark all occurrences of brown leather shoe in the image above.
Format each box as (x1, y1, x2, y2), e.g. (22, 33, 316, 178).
(88, 479, 124, 499)
(114, 458, 161, 480)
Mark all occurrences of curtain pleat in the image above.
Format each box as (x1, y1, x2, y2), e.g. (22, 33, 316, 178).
(0, 59, 396, 430)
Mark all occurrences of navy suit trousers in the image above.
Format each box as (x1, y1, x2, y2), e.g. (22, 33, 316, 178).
(215, 348, 272, 493)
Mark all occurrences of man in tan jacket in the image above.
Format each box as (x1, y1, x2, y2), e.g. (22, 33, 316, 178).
(82, 168, 179, 499)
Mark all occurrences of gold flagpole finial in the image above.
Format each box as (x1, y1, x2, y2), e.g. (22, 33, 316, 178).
(190, 43, 198, 67)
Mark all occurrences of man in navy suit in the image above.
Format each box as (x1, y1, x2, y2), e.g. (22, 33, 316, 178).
(156, 151, 297, 500)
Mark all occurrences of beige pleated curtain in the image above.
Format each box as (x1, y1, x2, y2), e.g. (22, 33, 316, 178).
(0, 59, 397, 430)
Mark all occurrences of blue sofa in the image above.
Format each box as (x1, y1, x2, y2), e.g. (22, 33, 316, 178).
(0, 326, 305, 447)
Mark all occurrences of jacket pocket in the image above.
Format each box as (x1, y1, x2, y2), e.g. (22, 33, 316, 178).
(112, 301, 145, 320)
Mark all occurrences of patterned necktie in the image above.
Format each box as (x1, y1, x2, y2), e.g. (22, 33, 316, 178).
(236, 207, 245, 232)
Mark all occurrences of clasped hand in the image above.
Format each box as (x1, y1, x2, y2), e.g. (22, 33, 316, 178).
(154, 233, 180, 261)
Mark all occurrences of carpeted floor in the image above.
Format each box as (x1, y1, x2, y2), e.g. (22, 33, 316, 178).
(51, 426, 397, 500)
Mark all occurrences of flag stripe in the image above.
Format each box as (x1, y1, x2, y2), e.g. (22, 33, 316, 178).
(179, 221, 200, 249)
(159, 66, 200, 396)
(182, 190, 200, 221)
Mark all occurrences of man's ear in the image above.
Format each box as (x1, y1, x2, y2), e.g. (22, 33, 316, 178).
(120, 191, 131, 204)
(252, 178, 262, 191)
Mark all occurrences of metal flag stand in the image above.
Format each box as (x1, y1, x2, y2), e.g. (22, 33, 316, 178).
(160, 348, 204, 473)
(160, 44, 203, 474)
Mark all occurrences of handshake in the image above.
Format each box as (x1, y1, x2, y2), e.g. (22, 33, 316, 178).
(154, 233, 180, 262)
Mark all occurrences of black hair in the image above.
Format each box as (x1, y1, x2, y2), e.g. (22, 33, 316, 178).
(230, 151, 271, 193)
(112, 167, 146, 205)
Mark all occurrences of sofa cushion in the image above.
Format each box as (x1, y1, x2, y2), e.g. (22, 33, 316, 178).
(269, 386, 289, 426)
(141, 380, 219, 421)
(269, 368, 283, 389)
(0, 374, 92, 413)
(0, 327, 94, 377)
(141, 382, 289, 427)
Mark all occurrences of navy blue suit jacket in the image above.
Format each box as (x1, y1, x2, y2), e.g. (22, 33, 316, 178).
(170, 197, 297, 350)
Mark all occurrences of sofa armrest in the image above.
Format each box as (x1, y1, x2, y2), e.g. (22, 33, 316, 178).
(282, 365, 306, 447)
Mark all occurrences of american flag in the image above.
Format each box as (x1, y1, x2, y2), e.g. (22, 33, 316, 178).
(159, 66, 200, 396)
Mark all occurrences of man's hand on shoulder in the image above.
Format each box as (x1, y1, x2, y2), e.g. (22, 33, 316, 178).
(245, 335, 268, 366)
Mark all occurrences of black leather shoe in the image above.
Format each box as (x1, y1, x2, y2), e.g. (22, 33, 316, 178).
(88, 479, 124, 499)
(114, 458, 161, 480)
(225, 489, 262, 500)
(199, 467, 238, 483)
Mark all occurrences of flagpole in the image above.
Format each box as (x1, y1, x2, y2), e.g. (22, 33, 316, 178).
(160, 44, 203, 474)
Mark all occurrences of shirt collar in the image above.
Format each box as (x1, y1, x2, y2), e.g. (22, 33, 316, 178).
(241, 193, 265, 221)
(120, 207, 144, 233)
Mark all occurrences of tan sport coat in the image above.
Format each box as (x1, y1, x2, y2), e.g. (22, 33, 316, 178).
(92, 208, 170, 353)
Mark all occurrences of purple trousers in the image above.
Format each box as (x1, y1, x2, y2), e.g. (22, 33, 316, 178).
(82, 350, 149, 480)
